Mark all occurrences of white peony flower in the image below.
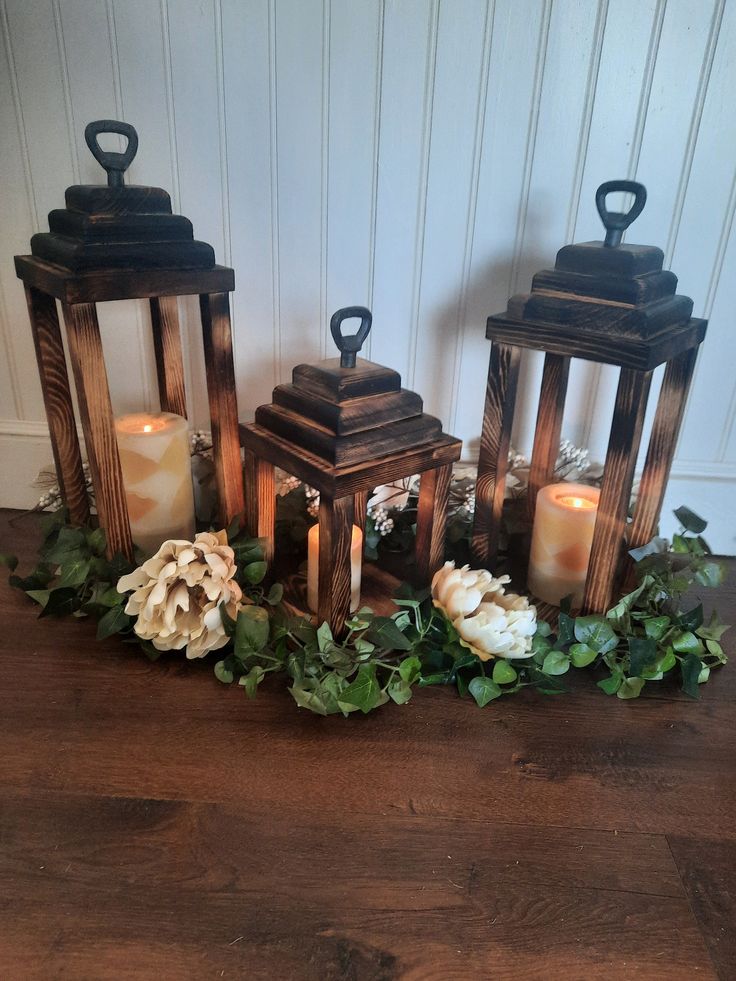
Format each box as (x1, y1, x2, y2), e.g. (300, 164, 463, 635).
(117, 530, 245, 658)
(431, 561, 536, 661)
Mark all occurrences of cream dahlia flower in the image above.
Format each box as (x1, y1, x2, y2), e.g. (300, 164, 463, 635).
(431, 561, 536, 661)
(117, 530, 244, 658)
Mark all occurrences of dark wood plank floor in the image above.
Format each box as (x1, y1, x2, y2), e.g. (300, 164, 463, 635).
(0, 509, 734, 980)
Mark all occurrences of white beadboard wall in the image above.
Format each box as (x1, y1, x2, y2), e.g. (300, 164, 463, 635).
(1, 0, 735, 551)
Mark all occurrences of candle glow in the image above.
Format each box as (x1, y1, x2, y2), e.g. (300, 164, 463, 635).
(114, 412, 196, 557)
(528, 482, 601, 608)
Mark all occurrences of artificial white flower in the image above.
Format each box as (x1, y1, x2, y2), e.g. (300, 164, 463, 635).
(117, 530, 245, 658)
(431, 561, 536, 661)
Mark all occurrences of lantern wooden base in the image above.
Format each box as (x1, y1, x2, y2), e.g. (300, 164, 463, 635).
(16, 256, 245, 560)
(241, 424, 461, 636)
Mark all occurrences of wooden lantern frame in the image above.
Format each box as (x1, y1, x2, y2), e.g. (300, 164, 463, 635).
(15, 119, 244, 560)
(240, 307, 462, 635)
(471, 181, 707, 614)
(15, 259, 245, 560)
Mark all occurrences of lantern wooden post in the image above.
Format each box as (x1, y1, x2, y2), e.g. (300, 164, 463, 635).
(15, 120, 244, 559)
(472, 180, 707, 613)
(241, 306, 462, 636)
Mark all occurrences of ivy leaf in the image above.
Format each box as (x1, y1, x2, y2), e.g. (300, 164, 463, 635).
(644, 616, 671, 641)
(597, 672, 623, 695)
(290, 684, 329, 715)
(96, 605, 132, 640)
(557, 611, 575, 647)
(0, 552, 18, 572)
(569, 643, 597, 668)
(235, 606, 270, 654)
(678, 603, 704, 632)
(56, 557, 91, 588)
(574, 616, 618, 654)
(542, 650, 570, 676)
(242, 561, 267, 585)
(218, 601, 237, 637)
(26, 589, 51, 609)
(492, 660, 518, 684)
(238, 665, 265, 698)
(365, 616, 413, 652)
(535, 621, 552, 638)
(672, 631, 704, 656)
(388, 677, 413, 705)
(87, 527, 107, 557)
(697, 610, 730, 642)
(628, 636, 658, 677)
(698, 665, 711, 684)
(629, 536, 668, 563)
(399, 655, 422, 685)
(673, 506, 707, 535)
(617, 677, 646, 700)
(680, 653, 703, 698)
(265, 582, 283, 605)
(467, 676, 502, 707)
(339, 663, 382, 713)
(317, 621, 334, 653)
(214, 660, 234, 684)
(657, 648, 677, 673)
(705, 639, 727, 664)
(695, 561, 724, 588)
(40, 587, 79, 618)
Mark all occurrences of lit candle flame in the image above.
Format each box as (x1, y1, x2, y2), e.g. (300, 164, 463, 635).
(143, 424, 153, 433)
(557, 494, 596, 510)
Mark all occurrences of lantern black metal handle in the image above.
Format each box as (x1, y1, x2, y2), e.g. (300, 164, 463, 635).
(595, 180, 647, 248)
(84, 119, 139, 188)
(330, 306, 373, 368)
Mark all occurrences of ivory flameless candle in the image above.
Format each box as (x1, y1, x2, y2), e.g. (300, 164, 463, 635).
(307, 523, 363, 615)
(527, 482, 601, 608)
(114, 412, 196, 556)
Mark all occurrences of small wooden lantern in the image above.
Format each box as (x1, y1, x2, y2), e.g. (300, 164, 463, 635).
(15, 120, 244, 558)
(241, 306, 462, 634)
(472, 180, 707, 613)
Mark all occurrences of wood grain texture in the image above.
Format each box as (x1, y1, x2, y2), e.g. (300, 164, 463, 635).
(15, 255, 234, 304)
(532, 268, 679, 305)
(240, 425, 462, 500)
(583, 368, 653, 613)
(243, 449, 275, 565)
(61, 302, 133, 559)
(0, 510, 734, 980)
(272, 385, 423, 436)
(471, 343, 521, 568)
(353, 490, 368, 534)
(24, 287, 89, 526)
(149, 295, 188, 418)
(629, 346, 699, 548)
(415, 464, 452, 582)
(317, 494, 354, 637)
(486, 314, 706, 371)
(527, 353, 570, 525)
(199, 291, 245, 527)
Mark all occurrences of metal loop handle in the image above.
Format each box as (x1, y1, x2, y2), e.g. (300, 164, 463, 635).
(330, 306, 373, 368)
(84, 119, 139, 188)
(595, 180, 647, 247)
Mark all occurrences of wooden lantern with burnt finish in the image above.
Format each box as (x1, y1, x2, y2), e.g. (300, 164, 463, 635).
(241, 307, 462, 635)
(472, 180, 707, 614)
(15, 120, 244, 559)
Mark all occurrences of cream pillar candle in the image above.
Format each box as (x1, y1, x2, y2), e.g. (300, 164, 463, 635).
(527, 482, 601, 608)
(114, 412, 196, 556)
(307, 523, 363, 614)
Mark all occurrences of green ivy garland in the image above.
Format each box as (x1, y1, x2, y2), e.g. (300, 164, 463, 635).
(0, 504, 729, 715)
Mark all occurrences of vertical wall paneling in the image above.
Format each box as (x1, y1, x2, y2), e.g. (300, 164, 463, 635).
(453, 0, 550, 457)
(411, 0, 491, 427)
(1, 0, 735, 550)
(325, 0, 382, 358)
(221, 0, 277, 417)
(370, 0, 437, 382)
(273, 0, 325, 377)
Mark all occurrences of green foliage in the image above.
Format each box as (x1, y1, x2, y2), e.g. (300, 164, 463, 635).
(3, 504, 729, 716)
(539, 508, 729, 701)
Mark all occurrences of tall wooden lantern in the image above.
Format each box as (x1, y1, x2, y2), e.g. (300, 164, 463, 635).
(472, 180, 707, 613)
(15, 120, 244, 559)
(241, 306, 462, 635)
